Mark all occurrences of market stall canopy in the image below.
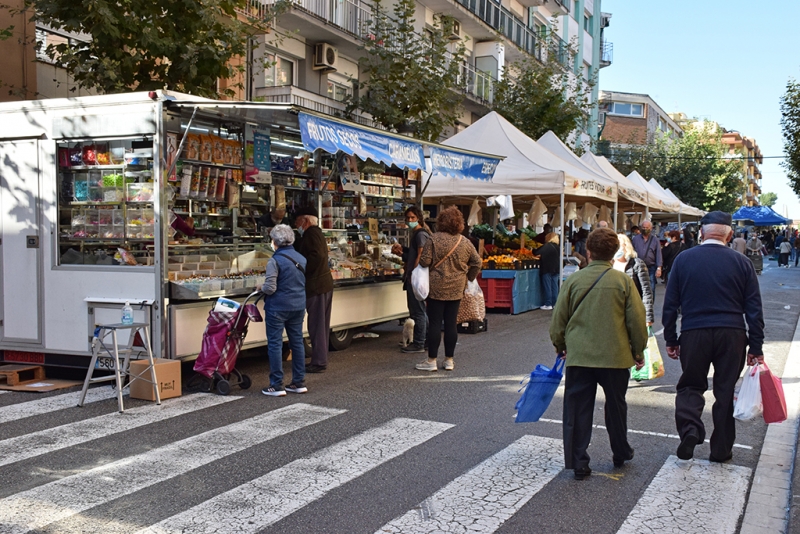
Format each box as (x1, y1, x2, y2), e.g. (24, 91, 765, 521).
(647, 179, 703, 217)
(424, 111, 616, 202)
(535, 131, 620, 203)
(298, 112, 501, 180)
(732, 205, 790, 226)
(580, 152, 650, 207)
(626, 171, 680, 213)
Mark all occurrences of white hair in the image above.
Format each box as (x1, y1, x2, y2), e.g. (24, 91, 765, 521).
(270, 224, 295, 247)
(305, 215, 319, 227)
(702, 224, 732, 240)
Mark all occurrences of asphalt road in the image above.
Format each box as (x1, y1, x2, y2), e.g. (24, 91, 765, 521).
(0, 256, 798, 534)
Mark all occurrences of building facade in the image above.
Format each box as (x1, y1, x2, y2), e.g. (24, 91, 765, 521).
(721, 131, 763, 207)
(3, 0, 612, 143)
(598, 90, 682, 154)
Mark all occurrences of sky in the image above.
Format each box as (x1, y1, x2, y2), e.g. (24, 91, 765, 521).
(599, 0, 800, 219)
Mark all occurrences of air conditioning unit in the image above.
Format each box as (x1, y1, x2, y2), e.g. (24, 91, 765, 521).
(450, 20, 461, 40)
(314, 43, 338, 71)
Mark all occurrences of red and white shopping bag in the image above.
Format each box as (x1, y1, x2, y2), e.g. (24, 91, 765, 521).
(759, 362, 788, 424)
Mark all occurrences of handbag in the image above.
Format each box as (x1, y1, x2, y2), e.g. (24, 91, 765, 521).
(515, 356, 565, 423)
(411, 236, 463, 301)
(760, 362, 788, 424)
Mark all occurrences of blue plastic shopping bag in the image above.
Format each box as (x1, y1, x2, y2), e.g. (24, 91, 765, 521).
(515, 356, 565, 423)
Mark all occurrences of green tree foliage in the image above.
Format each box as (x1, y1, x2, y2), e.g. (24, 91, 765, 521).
(605, 122, 744, 212)
(26, 0, 277, 98)
(346, 0, 466, 142)
(780, 78, 800, 196)
(492, 35, 594, 146)
(759, 192, 778, 207)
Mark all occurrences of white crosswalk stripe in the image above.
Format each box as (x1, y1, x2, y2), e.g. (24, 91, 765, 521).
(0, 403, 344, 534)
(135, 418, 454, 534)
(0, 390, 10, 394)
(617, 456, 752, 534)
(0, 386, 118, 424)
(377, 435, 563, 533)
(0, 393, 239, 468)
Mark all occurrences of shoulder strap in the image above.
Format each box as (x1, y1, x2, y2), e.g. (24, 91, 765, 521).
(570, 268, 611, 316)
(274, 250, 305, 275)
(434, 236, 463, 269)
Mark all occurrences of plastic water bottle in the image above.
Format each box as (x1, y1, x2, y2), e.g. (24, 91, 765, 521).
(121, 301, 134, 325)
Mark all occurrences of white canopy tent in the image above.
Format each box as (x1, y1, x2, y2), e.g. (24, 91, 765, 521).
(580, 152, 654, 212)
(627, 171, 681, 214)
(647, 179, 705, 221)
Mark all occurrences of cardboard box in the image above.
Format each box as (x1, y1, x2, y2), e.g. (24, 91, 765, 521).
(129, 358, 182, 401)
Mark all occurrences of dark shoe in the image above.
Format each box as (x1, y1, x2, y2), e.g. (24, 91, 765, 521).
(613, 449, 634, 468)
(306, 364, 327, 373)
(401, 342, 426, 353)
(677, 434, 699, 460)
(709, 453, 733, 463)
(574, 466, 592, 480)
(285, 382, 308, 394)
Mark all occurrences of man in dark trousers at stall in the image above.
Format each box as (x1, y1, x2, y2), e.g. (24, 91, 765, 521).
(294, 207, 334, 373)
(662, 211, 764, 463)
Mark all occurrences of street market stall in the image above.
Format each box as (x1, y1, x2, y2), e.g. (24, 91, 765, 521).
(0, 91, 501, 367)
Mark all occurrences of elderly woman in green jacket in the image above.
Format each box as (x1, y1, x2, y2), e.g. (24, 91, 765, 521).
(550, 228, 648, 480)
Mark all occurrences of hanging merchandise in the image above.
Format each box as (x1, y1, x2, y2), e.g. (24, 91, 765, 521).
(565, 202, 577, 221)
(631, 213, 642, 227)
(528, 197, 547, 227)
(550, 209, 561, 228)
(598, 205, 612, 224)
(581, 202, 599, 225)
(498, 195, 515, 221)
(467, 198, 482, 227)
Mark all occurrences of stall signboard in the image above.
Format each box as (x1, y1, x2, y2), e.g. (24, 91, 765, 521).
(429, 147, 499, 181)
(245, 124, 272, 184)
(299, 112, 425, 170)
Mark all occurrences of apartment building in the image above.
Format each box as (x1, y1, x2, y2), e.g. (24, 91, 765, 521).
(3, 0, 612, 142)
(598, 90, 682, 155)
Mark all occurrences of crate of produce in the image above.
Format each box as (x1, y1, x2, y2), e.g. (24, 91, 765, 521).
(457, 318, 488, 334)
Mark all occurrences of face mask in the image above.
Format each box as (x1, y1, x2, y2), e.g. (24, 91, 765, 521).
(642, 228, 651, 236)
(613, 248, 625, 260)
(297, 226, 305, 236)
(271, 241, 279, 250)
(407, 221, 418, 229)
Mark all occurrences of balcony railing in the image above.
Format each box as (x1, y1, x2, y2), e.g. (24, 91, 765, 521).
(600, 40, 613, 67)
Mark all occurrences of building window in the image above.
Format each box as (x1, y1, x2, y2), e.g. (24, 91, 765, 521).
(574, 1, 579, 19)
(584, 14, 593, 33)
(327, 80, 351, 102)
(609, 102, 644, 117)
(263, 53, 294, 87)
(658, 118, 666, 131)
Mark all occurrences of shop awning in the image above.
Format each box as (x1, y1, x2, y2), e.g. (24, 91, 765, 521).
(298, 112, 500, 180)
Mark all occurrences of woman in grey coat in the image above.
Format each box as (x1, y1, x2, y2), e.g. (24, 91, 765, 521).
(614, 233, 654, 326)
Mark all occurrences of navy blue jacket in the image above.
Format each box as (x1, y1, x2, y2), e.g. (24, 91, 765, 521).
(662, 243, 764, 355)
(262, 247, 307, 313)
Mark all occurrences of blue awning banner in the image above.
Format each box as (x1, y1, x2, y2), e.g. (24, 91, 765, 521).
(298, 112, 426, 170)
(430, 146, 499, 181)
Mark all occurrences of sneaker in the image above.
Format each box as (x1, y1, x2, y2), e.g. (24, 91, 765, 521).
(262, 386, 286, 397)
(415, 359, 438, 371)
(285, 383, 308, 394)
(443, 358, 454, 371)
(402, 342, 426, 353)
(540, 305, 553, 310)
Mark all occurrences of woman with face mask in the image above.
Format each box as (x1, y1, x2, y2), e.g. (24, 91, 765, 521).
(614, 233, 654, 326)
(391, 206, 431, 353)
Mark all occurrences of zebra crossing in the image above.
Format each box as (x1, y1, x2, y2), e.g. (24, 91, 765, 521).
(0, 386, 757, 534)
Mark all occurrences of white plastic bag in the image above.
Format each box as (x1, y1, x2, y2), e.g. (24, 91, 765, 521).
(465, 279, 482, 297)
(734, 365, 763, 421)
(467, 198, 482, 227)
(411, 265, 429, 301)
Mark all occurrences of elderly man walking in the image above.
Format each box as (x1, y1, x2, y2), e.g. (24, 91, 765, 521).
(631, 220, 662, 297)
(662, 211, 764, 462)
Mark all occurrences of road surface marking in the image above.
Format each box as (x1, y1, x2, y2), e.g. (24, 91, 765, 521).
(537, 418, 753, 450)
(617, 456, 751, 534)
(377, 435, 563, 533)
(0, 393, 239, 468)
(136, 418, 453, 534)
(0, 390, 9, 394)
(0, 387, 118, 424)
(0, 403, 344, 534)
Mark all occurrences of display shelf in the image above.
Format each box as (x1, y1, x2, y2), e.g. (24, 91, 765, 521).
(179, 158, 243, 170)
(170, 283, 254, 300)
(60, 165, 125, 171)
(174, 196, 228, 203)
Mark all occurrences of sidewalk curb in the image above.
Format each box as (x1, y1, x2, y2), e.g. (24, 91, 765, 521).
(740, 314, 800, 534)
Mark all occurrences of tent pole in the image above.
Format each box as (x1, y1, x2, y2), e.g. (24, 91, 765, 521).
(559, 191, 565, 289)
(613, 183, 619, 231)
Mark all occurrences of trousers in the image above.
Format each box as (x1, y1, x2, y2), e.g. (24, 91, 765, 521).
(406, 289, 428, 345)
(426, 298, 460, 359)
(676, 328, 747, 460)
(306, 291, 333, 367)
(563, 366, 633, 469)
(265, 308, 305, 387)
(541, 272, 559, 307)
